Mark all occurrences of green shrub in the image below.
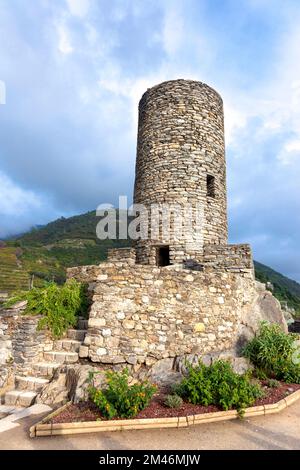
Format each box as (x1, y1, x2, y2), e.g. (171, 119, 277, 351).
(170, 381, 187, 398)
(177, 360, 263, 415)
(5, 279, 88, 338)
(243, 321, 300, 383)
(254, 367, 268, 380)
(88, 368, 157, 419)
(164, 394, 183, 408)
(266, 379, 280, 389)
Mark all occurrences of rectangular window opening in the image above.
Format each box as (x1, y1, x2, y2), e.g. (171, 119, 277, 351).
(156, 246, 170, 267)
(207, 174, 215, 198)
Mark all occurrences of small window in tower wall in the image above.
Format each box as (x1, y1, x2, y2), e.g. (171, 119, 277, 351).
(207, 175, 215, 198)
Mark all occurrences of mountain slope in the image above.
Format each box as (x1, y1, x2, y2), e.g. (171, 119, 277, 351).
(1, 211, 131, 291)
(254, 261, 300, 313)
(18, 211, 100, 245)
(0, 210, 299, 316)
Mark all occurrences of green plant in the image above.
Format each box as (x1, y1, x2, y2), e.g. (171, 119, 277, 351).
(177, 360, 263, 415)
(254, 367, 268, 380)
(5, 279, 88, 338)
(170, 381, 187, 398)
(266, 378, 280, 389)
(243, 321, 300, 383)
(88, 368, 157, 419)
(164, 394, 183, 408)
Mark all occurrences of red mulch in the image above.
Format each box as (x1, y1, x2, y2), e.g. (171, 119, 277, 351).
(255, 381, 300, 406)
(49, 381, 300, 424)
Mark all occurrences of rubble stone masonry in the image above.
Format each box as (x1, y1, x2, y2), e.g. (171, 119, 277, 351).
(133, 80, 228, 265)
(68, 259, 257, 366)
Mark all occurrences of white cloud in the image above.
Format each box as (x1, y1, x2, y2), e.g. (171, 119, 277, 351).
(223, 101, 248, 146)
(0, 172, 43, 216)
(66, 0, 90, 18)
(161, 8, 184, 56)
(57, 22, 73, 54)
(226, 12, 300, 158)
(278, 139, 300, 165)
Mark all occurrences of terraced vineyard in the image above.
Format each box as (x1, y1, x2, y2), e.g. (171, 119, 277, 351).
(0, 211, 130, 295)
(0, 247, 30, 293)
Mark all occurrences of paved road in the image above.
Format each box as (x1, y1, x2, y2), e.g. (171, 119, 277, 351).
(0, 401, 300, 450)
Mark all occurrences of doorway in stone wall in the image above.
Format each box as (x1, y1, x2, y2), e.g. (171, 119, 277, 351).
(156, 246, 170, 267)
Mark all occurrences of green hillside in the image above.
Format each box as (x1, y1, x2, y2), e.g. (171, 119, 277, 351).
(254, 261, 300, 314)
(0, 246, 30, 293)
(0, 210, 132, 292)
(0, 210, 299, 316)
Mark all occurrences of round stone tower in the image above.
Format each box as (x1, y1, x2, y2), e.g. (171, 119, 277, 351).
(133, 79, 228, 265)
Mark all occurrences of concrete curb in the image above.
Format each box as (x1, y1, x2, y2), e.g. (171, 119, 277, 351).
(30, 389, 300, 437)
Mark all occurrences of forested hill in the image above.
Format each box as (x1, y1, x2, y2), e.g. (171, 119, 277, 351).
(17, 211, 105, 244)
(0, 210, 131, 292)
(254, 261, 300, 313)
(0, 210, 299, 316)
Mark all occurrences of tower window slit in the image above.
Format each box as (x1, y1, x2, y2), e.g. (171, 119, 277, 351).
(207, 175, 215, 198)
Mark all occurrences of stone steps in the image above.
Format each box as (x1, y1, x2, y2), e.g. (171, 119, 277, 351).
(67, 329, 87, 341)
(4, 390, 37, 407)
(43, 351, 79, 364)
(0, 325, 87, 410)
(32, 362, 61, 377)
(53, 338, 81, 352)
(25, 327, 86, 378)
(2, 375, 50, 409)
(0, 323, 88, 411)
(0, 405, 24, 419)
(15, 375, 49, 392)
(77, 319, 88, 329)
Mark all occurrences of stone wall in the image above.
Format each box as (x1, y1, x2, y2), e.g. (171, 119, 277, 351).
(107, 248, 136, 265)
(0, 305, 51, 371)
(68, 262, 273, 366)
(0, 311, 13, 366)
(202, 244, 254, 274)
(133, 79, 228, 265)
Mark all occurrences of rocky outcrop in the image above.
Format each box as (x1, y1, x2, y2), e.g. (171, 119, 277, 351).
(236, 281, 288, 352)
(36, 364, 106, 406)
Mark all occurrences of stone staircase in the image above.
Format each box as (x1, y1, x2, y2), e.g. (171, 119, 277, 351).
(2, 318, 88, 408)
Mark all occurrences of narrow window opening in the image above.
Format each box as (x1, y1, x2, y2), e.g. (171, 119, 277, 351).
(156, 246, 170, 267)
(207, 174, 215, 198)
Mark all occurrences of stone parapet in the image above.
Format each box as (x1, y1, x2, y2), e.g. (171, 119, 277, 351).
(202, 244, 254, 277)
(107, 248, 136, 265)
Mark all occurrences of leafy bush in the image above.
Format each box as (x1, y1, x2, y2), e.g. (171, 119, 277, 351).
(243, 321, 300, 383)
(88, 368, 157, 419)
(5, 279, 88, 338)
(164, 394, 183, 408)
(254, 367, 268, 380)
(267, 379, 280, 389)
(176, 360, 263, 414)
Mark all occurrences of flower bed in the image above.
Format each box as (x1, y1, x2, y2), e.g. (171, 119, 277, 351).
(30, 324, 300, 437)
(49, 381, 300, 424)
(30, 383, 300, 437)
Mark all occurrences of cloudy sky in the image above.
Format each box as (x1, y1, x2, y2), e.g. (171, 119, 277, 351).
(0, 0, 299, 281)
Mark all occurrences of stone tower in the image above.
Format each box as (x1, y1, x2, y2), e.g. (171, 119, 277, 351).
(64, 79, 284, 374)
(133, 79, 228, 265)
